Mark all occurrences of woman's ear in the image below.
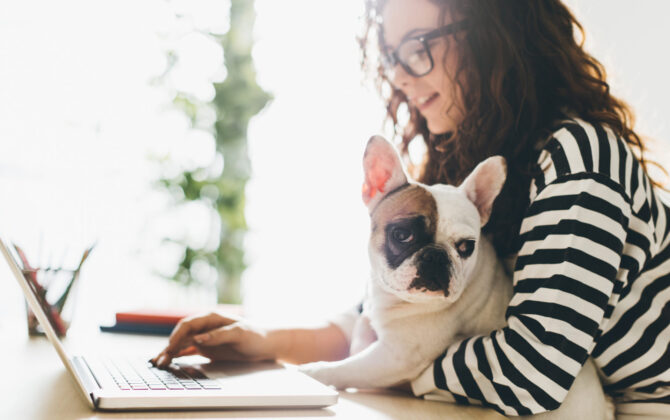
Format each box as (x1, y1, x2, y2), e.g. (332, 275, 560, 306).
(459, 156, 507, 226)
(362, 135, 409, 211)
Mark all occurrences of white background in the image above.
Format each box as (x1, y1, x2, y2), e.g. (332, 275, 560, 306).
(0, 0, 668, 335)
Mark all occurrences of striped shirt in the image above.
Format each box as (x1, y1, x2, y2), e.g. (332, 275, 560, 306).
(410, 118, 670, 416)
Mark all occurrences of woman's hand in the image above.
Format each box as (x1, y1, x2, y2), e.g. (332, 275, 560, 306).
(151, 311, 282, 368)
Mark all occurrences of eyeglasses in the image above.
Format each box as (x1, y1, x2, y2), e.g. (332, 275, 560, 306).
(381, 20, 468, 78)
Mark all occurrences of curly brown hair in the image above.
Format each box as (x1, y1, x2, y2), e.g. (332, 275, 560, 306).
(360, 0, 660, 257)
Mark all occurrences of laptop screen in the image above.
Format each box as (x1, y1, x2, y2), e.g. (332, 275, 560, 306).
(0, 236, 75, 370)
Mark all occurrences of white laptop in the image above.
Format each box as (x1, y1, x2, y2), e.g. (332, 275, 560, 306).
(0, 236, 338, 411)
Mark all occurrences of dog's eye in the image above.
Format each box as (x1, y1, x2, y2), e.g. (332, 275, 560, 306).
(456, 239, 475, 258)
(391, 227, 414, 243)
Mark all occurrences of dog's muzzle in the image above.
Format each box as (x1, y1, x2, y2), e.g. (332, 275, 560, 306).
(409, 245, 451, 296)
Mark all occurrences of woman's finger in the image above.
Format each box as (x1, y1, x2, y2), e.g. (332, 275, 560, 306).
(175, 345, 199, 357)
(193, 324, 243, 347)
(155, 312, 239, 366)
(163, 313, 235, 355)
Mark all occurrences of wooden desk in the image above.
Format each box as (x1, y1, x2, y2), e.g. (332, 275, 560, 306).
(3, 328, 505, 420)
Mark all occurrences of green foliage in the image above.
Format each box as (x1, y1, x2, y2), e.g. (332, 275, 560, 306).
(158, 0, 271, 303)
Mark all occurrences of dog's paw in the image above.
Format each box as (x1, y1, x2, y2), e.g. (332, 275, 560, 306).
(298, 361, 348, 389)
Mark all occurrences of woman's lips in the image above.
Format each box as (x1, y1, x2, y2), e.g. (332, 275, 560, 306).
(416, 93, 439, 111)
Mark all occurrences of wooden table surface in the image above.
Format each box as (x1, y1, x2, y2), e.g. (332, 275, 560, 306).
(2, 325, 506, 420)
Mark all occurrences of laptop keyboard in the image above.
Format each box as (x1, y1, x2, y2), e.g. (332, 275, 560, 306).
(99, 358, 222, 391)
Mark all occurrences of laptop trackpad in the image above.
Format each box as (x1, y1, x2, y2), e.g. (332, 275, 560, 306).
(182, 359, 331, 394)
(188, 360, 283, 378)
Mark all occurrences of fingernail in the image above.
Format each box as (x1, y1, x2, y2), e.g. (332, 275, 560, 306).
(157, 355, 167, 366)
(194, 333, 209, 343)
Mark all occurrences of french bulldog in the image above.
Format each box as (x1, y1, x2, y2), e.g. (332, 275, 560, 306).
(300, 135, 611, 419)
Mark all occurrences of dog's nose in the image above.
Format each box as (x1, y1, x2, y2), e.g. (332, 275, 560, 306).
(409, 246, 451, 296)
(418, 246, 449, 265)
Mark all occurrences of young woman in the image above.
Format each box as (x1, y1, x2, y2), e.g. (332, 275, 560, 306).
(154, 1, 670, 418)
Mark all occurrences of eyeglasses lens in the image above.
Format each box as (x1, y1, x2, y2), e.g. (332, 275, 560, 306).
(398, 39, 431, 77)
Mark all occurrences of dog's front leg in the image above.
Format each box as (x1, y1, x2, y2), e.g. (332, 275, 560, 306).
(299, 339, 424, 390)
(350, 315, 377, 355)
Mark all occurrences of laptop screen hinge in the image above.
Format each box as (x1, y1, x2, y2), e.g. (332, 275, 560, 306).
(90, 392, 99, 409)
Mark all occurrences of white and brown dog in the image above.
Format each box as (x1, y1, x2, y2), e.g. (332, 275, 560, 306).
(300, 136, 611, 419)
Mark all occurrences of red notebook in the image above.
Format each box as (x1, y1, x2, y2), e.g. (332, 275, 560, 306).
(115, 305, 243, 326)
(115, 309, 192, 326)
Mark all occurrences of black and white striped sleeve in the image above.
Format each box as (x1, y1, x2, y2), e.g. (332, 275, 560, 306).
(410, 122, 632, 415)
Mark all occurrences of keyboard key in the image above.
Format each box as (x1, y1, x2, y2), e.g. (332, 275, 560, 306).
(169, 370, 190, 380)
(100, 357, 219, 392)
(179, 365, 208, 379)
(199, 382, 222, 390)
(178, 380, 197, 385)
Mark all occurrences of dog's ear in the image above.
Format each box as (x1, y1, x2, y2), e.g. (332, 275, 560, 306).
(459, 156, 507, 226)
(362, 135, 408, 210)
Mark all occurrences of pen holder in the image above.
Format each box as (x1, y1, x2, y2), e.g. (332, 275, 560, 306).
(15, 243, 94, 338)
(23, 267, 80, 337)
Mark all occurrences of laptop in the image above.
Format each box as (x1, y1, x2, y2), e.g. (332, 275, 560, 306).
(0, 236, 338, 410)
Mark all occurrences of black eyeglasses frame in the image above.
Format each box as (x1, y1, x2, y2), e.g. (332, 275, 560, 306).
(382, 20, 468, 78)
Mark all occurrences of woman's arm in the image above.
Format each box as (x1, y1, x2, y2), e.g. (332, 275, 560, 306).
(269, 322, 350, 364)
(411, 122, 632, 416)
(152, 311, 350, 367)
